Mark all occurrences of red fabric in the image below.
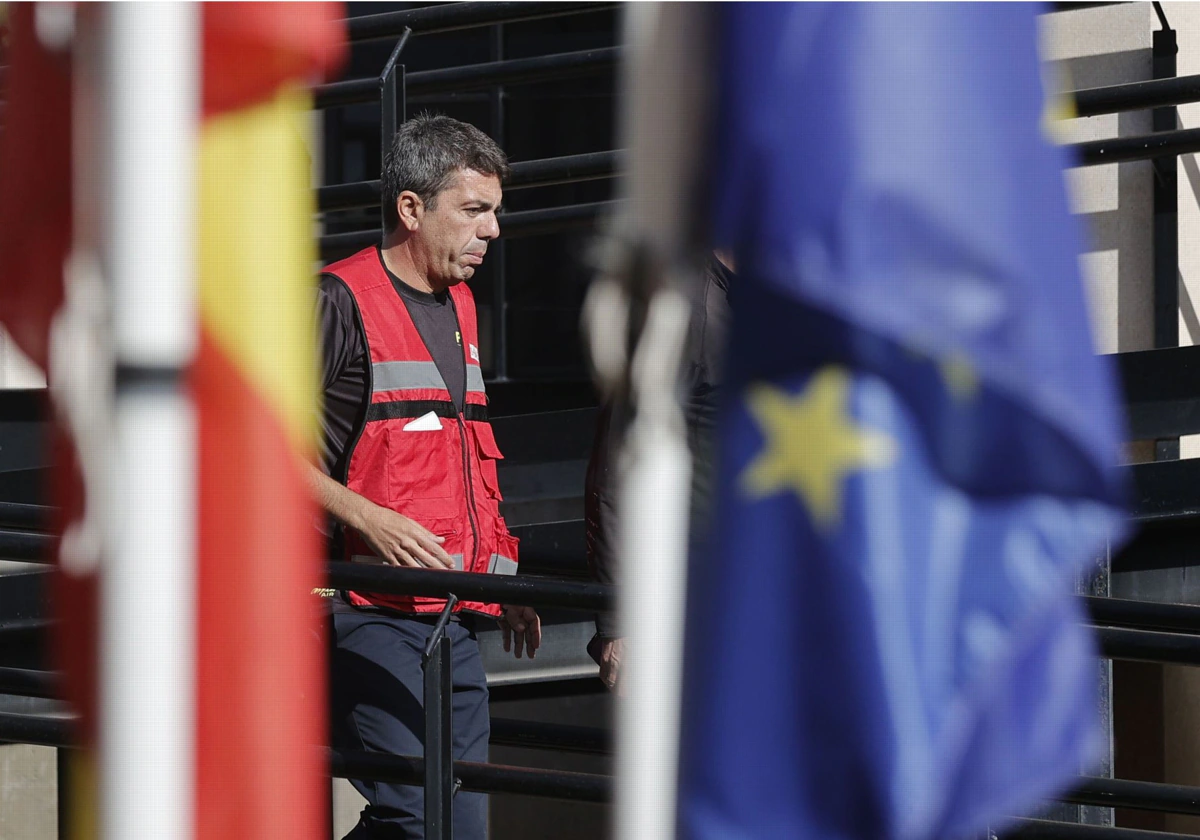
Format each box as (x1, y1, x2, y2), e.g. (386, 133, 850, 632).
(193, 328, 327, 838)
(0, 4, 70, 372)
(0, 8, 97, 749)
(203, 2, 346, 117)
(324, 248, 517, 617)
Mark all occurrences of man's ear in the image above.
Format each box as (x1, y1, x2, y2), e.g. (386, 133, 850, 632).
(396, 191, 423, 232)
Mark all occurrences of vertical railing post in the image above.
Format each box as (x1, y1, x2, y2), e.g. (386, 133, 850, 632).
(379, 28, 412, 235)
(423, 594, 458, 840)
(489, 23, 509, 381)
(57, 747, 69, 840)
(1153, 7, 1179, 462)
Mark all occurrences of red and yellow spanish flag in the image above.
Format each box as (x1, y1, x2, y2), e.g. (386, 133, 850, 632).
(195, 4, 343, 838)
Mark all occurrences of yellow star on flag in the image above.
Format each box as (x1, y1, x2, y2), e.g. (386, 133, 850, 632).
(741, 366, 897, 529)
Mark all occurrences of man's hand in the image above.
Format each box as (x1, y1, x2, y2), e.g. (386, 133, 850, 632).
(357, 505, 455, 569)
(498, 605, 541, 659)
(307, 465, 453, 570)
(597, 637, 624, 696)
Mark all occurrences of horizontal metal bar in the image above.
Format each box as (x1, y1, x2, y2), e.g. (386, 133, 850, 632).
(313, 46, 618, 110)
(489, 717, 611, 755)
(0, 529, 52, 562)
(330, 749, 611, 802)
(326, 563, 613, 612)
(1063, 775, 1200, 816)
(316, 150, 621, 213)
(405, 47, 618, 97)
(1006, 817, 1199, 840)
(313, 77, 377, 110)
(318, 181, 380, 213)
(1074, 74, 1200, 117)
(0, 667, 59, 699)
(1083, 596, 1200, 635)
(0, 711, 71, 748)
(345, 2, 617, 43)
(319, 200, 614, 259)
(507, 150, 621, 190)
(0, 502, 51, 532)
(1069, 127, 1200, 167)
(1096, 626, 1200, 666)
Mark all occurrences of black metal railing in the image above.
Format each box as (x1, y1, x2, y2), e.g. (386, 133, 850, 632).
(343, 2, 617, 43)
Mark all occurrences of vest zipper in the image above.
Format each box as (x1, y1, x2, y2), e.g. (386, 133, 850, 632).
(457, 414, 480, 578)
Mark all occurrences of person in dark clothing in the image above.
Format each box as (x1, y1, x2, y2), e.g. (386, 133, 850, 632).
(312, 114, 540, 840)
(584, 253, 733, 692)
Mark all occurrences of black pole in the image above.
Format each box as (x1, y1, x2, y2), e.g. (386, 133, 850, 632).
(379, 30, 412, 237)
(326, 563, 614, 612)
(1069, 127, 1200, 167)
(1073, 74, 1200, 118)
(490, 22, 508, 382)
(57, 748, 69, 840)
(1063, 774, 1200, 816)
(1153, 23, 1180, 462)
(1005, 817, 1199, 840)
(423, 596, 457, 840)
(1082, 595, 1200, 635)
(329, 749, 612, 802)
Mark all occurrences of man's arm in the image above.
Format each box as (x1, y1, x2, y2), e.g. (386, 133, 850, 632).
(307, 464, 454, 569)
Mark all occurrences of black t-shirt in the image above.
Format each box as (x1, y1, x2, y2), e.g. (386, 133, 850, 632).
(317, 247, 467, 482)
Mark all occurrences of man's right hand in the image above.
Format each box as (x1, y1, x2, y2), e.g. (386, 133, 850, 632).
(597, 637, 624, 696)
(357, 505, 455, 569)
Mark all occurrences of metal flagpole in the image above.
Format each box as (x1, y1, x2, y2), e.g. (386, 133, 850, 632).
(589, 4, 712, 839)
(96, 5, 198, 839)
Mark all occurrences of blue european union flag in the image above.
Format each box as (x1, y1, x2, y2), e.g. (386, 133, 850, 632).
(677, 5, 1129, 840)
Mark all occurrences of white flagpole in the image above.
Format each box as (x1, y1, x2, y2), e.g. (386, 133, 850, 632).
(603, 5, 712, 840)
(96, 5, 198, 839)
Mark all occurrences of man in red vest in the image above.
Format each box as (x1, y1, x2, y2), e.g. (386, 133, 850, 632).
(310, 114, 540, 839)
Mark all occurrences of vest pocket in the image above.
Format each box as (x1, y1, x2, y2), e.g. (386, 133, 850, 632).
(385, 422, 458, 503)
(471, 422, 505, 500)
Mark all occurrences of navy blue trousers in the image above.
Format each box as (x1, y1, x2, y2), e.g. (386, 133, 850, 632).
(331, 609, 490, 839)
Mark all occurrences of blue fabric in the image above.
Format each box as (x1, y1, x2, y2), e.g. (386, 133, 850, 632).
(677, 5, 1129, 840)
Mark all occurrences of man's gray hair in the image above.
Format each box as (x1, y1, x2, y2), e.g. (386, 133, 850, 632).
(381, 113, 510, 233)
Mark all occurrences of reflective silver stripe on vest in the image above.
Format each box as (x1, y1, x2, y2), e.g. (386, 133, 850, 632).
(372, 361, 447, 393)
(487, 553, 518, 576)
(351, 553, 465, 570)
(373, 360, 486, 395)
(466, 365, 486, 394)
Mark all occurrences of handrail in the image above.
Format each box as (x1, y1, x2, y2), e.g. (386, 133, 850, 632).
(344, 2, 617, 43)
(1007, 818, 1199, 840)
(1073, 74, 1200, 117)
(326, 564, 613, 612)
(330, 749, 611, 802)
(319, 200, 615, 258)
(313, 47, 617, 109)
(1064, 775, 1200, 816)
(317, 150, 622, 212)
(1070, 127, 1200, 167)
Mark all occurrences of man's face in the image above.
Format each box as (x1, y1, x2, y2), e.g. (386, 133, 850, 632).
(412, 168, 502, 289)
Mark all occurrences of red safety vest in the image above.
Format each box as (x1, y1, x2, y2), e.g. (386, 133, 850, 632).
(324, 247, 517, 618)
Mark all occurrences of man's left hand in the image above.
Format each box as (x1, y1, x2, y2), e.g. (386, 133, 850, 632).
(498, 605, 541, 660)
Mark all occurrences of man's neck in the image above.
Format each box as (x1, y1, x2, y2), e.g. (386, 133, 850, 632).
(380, 242, 438, 294)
